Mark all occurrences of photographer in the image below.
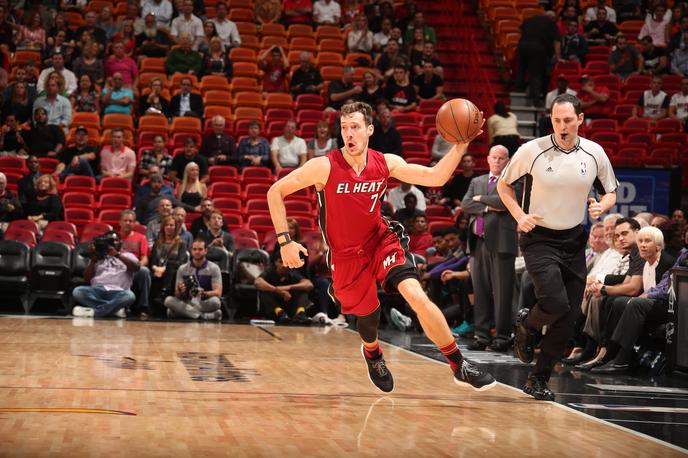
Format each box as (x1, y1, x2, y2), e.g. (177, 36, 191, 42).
(164, 239, 223, 320)
(72, 232, 141, 318)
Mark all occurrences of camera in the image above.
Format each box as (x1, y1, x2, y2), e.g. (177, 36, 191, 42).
(86, 232, 119, 260)
(183, 275, 201, 298)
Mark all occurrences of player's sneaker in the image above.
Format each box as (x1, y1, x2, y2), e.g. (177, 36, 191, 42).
(453, 359, 497, 391)
(360, 345, 394, 393)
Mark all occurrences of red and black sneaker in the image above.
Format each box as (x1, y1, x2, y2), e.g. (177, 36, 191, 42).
(360, 345, 394, 393)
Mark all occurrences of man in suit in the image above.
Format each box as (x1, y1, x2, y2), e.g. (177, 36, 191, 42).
(169, 76, 204, 118)
(461, 145, 518, 351)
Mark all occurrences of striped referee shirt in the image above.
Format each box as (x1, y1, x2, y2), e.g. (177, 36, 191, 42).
(501, 135, 618, 230)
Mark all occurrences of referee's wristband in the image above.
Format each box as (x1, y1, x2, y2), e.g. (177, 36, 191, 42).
(277, 231, 293, 247)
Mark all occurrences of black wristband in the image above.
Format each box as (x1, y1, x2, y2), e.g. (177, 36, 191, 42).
(277, 231, 292, 247)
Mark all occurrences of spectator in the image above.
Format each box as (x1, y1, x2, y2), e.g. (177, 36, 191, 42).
(375, 40, 405, 81)
(669, 76, 688, 127)
(72, 231, 140, 319)
(54, 126, 97, 178)
(270, 119, 307, 174)
(313, 0, 341, 25)
(43, 30, 74, 68)
(327, 66, 361, 112)
(118, 209, 153, 318)
(139, 77, 170, 117)
(255, 0, 282, 24)
(197, 21, 219, 55)
(100, 128, 136, 179)
(404, 12, 436, 44)
(409, 213, 432, 255)
(170, 76, 204, 117)
(105, 41, 138, 87)
(414, 61, 444, 101)
(358, 70, 384, 107)
(142, 0, 174, 29)
(149, 215, 189, 310)
(585, 0, 617, 24)
(33, 80, 72, 130)
(387, 181, 427, 213)
(76, 12, 107, 50)
(117, 3, 146, 36)
(201, 37, 233, 78)
(134, 174, 175, 223)
(608, 34, 641, 80)
(170, 137, 209, 183)
(307, 120, 336, 159)
(487, 101, 520, 156)
(540, 75, 577, 134)
(172, 206, 194, 251)
(102, 72, 134, 115)
(70, 74, 100, 114)
(47, 13, 76, 49)
(632, 75, 669, 120)
(238, 120, 271, 169)
(671, 34, 688, 76)
(515, 11, 561, 107)
(0, 172, 22, 231)
(442, 153, 476, 208)
(411, 42, 442, 78)
(585, 8, 619, 46)
(136, 14, 173, 60)
(24, 174, 63, 229)
(283, 0, 313, 25)
(579, 75, 611, 118)
(3, 81, 32, 124)
(199, 210, 235, 255)
(290, 52, 324, 97)
(373, 17, 393, 52)
(639, 3, 670, 48)
(21, 107, 65, 157)
(385, 65, 418, 112)
(200, 115, 238, 166)
(71, 41, 105, 87)
(211, 3, 241, 49)
(98, 7, 117, 41)
(0, 115, 24, 154)
(15, 11, 46, 51)
(347, 14, 374, 54)
(259, 46, 289, 95)
(562, 20, 589, 62)
(369, 108, 402, 156)
(146, 197, 175, 245)
(255, 249, 313, 324)
(170, 0, 204, 49)
(17, 156, 41, 209)
(369, 0, 395, 34)
(639, 35, 668, 75)
(190, 198, 226, 237)
(558, 5, 583, 37)
(407, 27, 426, 62)
(112, 20, 137, 56)
(165, 34, 203, 75)
(164, 238, 223, 320)
(392, 193, 424, 229)
(668, 15, 688, 53)
(177, 162, 207, 209)
(341, 0, 363, 26)
(431, 132, 454, 161)
(3, 65, 38, 105)
(139, 136, 174, 180)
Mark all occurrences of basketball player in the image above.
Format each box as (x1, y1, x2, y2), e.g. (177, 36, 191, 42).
(497, 93, 618, 401)
(267, 102, 496, 393)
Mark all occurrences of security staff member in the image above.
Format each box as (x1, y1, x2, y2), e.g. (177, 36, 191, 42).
(497, 93, 618, 401)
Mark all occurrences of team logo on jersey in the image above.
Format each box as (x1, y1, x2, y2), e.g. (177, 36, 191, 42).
(580, 162, 587, 176)
(383, 253, 397, 269)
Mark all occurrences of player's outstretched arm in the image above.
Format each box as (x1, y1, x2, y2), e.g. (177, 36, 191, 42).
(385, 142, 470, 187)
(267, 157, 330, 269)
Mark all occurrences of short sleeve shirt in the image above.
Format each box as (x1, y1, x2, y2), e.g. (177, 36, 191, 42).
(271, 136, 307, 168)
(626, 246, 645, 277)
(261, 265, 304, 286)
(121, 231, 150, 259)
(501, 135, 618, 230)
(175, 259, 222, 292)
(637, 90, 670, 119)
(670, 92, 688, 120)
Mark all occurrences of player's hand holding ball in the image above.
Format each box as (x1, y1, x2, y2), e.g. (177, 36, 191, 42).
(281, 241, 308, 269)
(435, 98, 485, 144)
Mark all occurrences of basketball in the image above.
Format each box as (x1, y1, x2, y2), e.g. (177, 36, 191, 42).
(435, 98, 483, 144)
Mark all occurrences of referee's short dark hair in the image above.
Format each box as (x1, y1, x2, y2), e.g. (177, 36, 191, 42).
(615, 217, 641, 231)
(552, 93, 583, 115)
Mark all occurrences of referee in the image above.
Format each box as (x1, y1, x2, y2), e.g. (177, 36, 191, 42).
(497, 93, 618, 401)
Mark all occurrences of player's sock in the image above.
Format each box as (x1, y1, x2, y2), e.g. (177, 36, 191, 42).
(439, 342, 464, 372)
(362, 340, 382, 359)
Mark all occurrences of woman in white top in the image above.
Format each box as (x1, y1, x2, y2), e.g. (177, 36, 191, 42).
(486, 101, 520, 156)
(307, 120, 336, 159)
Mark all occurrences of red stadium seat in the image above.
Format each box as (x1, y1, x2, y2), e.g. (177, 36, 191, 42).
(209, 181, 241, 198)
(98, 193, 132, 211)
(44, 221, 78, 237)
(213, 197, 242, 212)
(99, 177, 131, 195)
(41, 230, 76, 247)
(231, 228, 259, 240)
(234, 236, 260, 249)
(4, 228, 36, 248)
(7, 220, 40, 235)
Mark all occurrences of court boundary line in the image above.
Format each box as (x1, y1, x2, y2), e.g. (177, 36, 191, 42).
(359, 330, 688, 455)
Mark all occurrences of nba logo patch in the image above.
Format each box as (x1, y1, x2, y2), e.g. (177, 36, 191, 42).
(579, 162, 587, 176)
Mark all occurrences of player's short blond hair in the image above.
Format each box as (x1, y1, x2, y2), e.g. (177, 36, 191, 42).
(340, 102, 373, 126)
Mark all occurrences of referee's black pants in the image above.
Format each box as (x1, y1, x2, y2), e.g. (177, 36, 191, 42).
(519, 225, 588, 379)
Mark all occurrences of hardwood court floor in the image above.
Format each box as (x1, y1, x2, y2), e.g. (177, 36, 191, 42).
(0, 317, 684, 457)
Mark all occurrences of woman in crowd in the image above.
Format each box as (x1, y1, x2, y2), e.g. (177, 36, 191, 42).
(47, 13, 75, 47)
(307, 120, 335, 159)
(139, 77, 170, 116)
(71, 41, 104, 87)
(238, 120, 271, 169)
(177, 162, 207, 209)
(24, 175, 64, 230)
(202, 36, 233, 78)
(112, 20, 137, 56)
(346, 14, 374, 54)
(486, 100, 520, 156)
(43, 30, 74, 67)
(71, 73, 100, 113)
(149, 215, 189, 312)
(358, 70, 383, 107)
(198, 21, 220, 55)
(3, 82, 33, 124)
(16, 11, 46, 51)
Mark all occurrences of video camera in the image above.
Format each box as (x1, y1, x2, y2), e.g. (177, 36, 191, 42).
(86, 231, 120, 260)
(183, 275, 201, 298)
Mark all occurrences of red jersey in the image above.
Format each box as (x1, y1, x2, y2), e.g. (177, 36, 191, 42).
(318, 148, 389, 258)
